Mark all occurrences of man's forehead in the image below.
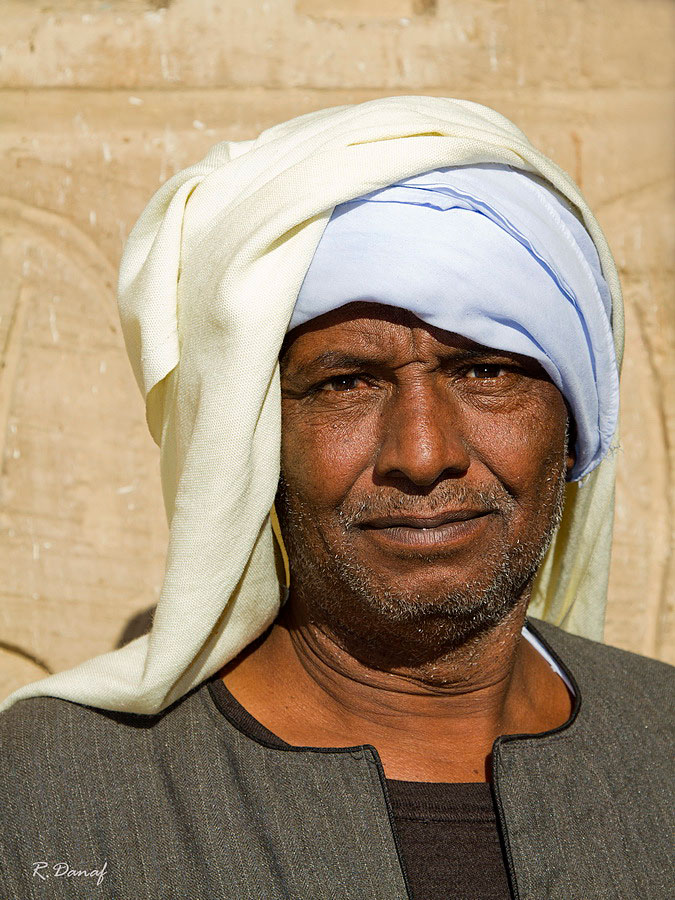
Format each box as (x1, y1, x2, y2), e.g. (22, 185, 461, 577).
(281, 302, 522, 370)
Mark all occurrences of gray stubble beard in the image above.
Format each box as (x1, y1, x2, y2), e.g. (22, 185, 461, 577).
(276, 454, 568, 668)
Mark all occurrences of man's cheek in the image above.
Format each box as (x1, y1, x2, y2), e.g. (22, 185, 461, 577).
(467, 412, 564, 492)
(285, 425, 376, 500)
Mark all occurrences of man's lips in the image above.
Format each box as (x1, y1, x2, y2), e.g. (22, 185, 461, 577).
(356, 509, 495, 550)
(360, 509, 493, 529)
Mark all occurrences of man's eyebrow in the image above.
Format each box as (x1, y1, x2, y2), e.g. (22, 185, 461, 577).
(287, 346, 519, 377)
(289, 351, 384, 377)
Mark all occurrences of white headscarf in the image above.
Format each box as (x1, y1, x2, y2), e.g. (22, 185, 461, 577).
(2, 96, 623, 714)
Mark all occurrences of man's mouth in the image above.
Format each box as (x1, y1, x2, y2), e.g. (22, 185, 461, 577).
(358, 509, 495, 549)
(361, 510, 491, 529)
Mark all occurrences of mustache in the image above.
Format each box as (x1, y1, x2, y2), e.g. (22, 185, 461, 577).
(336, 483, 515, 528)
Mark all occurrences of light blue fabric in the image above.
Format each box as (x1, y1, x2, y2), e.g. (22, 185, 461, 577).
(291, 164, 619, 480)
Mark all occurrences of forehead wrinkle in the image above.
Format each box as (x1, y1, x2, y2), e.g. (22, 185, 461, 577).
(282, 316, 411, 374)
(285, 314, 527, 378)
(338, 319, 552, 379)
(282, 303, 491, 369)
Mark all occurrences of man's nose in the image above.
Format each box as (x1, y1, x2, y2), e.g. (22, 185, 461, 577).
(373, 383, 471, 487)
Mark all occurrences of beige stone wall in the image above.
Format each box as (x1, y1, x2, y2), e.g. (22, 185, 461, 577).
(1, 0, 673, 698)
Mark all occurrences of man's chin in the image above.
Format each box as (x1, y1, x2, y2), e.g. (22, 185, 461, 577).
(333, 533, 513, 596)
(344, 579, 521, 628)
(310, 562, 528, 655)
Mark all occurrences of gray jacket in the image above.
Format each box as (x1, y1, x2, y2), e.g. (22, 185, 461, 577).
(0, 620, 672, 899)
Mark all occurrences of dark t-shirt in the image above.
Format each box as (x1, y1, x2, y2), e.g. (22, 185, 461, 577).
(209, 677, 512, 899)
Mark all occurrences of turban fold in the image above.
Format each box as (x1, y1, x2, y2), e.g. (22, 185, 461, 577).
(2, 96, 623, 714)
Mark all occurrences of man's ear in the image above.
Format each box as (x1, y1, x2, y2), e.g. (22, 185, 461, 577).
(566, 412, 577, 474)
(566, 448, 576, 474)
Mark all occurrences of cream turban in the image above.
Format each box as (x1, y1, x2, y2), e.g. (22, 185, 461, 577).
(2, 96, 623, 714)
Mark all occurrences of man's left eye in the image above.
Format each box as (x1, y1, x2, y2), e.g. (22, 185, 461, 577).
(466, 364, 506, 379)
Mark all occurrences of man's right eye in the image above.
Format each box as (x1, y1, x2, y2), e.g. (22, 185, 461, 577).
(322, 375, 363, 392)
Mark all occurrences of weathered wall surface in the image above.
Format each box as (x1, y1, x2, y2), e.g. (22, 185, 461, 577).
(1, 0, 673, 697)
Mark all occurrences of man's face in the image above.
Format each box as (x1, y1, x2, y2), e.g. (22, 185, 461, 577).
(277, 304, 573, 662)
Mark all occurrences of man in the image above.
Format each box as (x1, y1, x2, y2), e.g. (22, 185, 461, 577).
(0, 97, 672, 899)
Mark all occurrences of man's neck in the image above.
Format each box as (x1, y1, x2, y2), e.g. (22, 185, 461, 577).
(220, 603, 572, 783)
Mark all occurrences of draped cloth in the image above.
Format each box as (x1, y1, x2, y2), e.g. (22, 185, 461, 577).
(2, 96, 624, 714)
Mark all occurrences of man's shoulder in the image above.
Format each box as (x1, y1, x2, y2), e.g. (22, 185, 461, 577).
(1, 691, 160, 742)
(529, 617, 674, 718)
(0, 695, 143, 789)
(0, 684, 212, 793)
